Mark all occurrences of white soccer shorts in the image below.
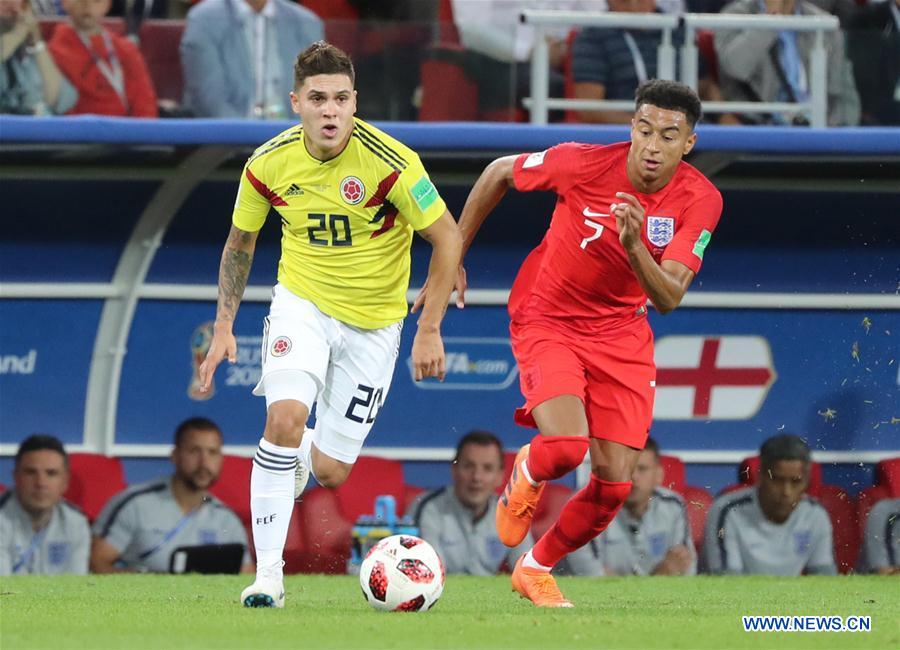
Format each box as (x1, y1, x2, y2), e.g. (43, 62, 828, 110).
(252, 284, 402, 464)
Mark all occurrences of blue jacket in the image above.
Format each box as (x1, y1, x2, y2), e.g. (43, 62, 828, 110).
(180, 0, 323, 118)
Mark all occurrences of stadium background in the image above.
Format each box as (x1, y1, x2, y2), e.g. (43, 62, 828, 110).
(1, 118, 897, 503)
(1, 6, 898, 648)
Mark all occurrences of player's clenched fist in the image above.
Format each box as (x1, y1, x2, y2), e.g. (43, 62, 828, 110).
(611, 191, 646, 251)
(411, 328, 446, 381)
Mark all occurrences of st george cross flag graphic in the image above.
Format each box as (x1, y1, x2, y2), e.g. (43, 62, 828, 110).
(653, 336, 777, 420)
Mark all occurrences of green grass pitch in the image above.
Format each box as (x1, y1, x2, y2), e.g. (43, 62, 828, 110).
(1, 575, 896, 649)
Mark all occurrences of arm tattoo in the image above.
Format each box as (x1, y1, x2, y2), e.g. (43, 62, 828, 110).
(216, 229, 254, 323)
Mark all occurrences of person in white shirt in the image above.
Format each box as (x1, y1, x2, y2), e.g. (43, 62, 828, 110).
(703, 434, 836, 575)
(857, 497, 899, 575)
(412, 430, 532, 575)
(90, 417, 252, 574)
(561, 438, 696, 576)
(0, 435, 90, 575)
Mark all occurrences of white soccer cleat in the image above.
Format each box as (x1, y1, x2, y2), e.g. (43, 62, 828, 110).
(241, 565, 285, 609)
(294, 459, 309, 501)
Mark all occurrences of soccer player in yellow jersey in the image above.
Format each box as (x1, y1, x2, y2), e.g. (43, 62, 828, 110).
(198, 42, 462, 608)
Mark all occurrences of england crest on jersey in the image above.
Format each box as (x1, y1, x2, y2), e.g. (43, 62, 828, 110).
(48, 542, 68, 566)
(647, 216, 675, 247)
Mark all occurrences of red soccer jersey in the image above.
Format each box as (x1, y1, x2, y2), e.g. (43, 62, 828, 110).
(509, 141, 722, 332)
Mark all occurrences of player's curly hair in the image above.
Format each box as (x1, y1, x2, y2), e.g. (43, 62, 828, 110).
(635, 79, 702, 129)
(294, 41, 355, 89)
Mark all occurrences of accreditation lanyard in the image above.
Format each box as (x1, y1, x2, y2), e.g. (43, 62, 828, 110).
(137, 505, 203, 561)
(12, 527, 48, 574)
(78, 31, 128, 112)
(622, 32, 649, 85)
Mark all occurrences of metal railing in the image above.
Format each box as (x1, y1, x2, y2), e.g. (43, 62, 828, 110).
(681, 13, 838, 127)
(521, 10, 840, 127)
(523, 10, 679, 125)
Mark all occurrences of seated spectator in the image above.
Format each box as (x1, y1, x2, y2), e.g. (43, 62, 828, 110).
(91, 417, 252, 573)
(48, 0, 158, 117)
(571, 0, 736, 124)
(452, 0, 607, 119)
(714, 0, 860, 126)
(0, 435, 90, 575)
(857, 497, 899, 575)
(703, 433, 836, 575)
(0, 0, 77, 114)
(844, 0, 899, 126)
(560, 438, 695, 576)
(411, 430, 531, 575)
(180, 0, 323, 119)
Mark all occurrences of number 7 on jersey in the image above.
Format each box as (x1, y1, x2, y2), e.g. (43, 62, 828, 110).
(580, 219, 605, 250)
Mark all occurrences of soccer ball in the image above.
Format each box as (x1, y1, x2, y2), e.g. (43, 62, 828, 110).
(359, 534, 444, 612)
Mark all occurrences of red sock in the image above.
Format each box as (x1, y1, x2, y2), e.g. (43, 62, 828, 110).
(532, 476, 632, 568)
(526, 435, 589, 482)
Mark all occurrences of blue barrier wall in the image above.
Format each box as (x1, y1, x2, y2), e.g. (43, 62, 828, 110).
(2, 115, 899, 153)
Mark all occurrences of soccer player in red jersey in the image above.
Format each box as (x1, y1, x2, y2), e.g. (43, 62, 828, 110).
(448, 80, 721, 606)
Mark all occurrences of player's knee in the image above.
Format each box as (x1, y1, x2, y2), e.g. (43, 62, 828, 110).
(589, 462, 625, 483)
(264, 405, 307, 447)
(589, 439, 640, 482)
(589, 454, 635, 483)
(313, 462, 351, 488)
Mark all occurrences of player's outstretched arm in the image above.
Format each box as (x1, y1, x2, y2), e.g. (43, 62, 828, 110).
(198, 225, 259, 392)
(411, 211, 462, 382)
(458, 155, 518, 257)
(418, 155, 518, 313)
(612, 192, 695, 314)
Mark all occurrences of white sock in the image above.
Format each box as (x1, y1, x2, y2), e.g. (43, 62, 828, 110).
(251, 437, 297, 579)
(522, 550, 553, 572)
(297, 427, 317, 481)
(520, 458, 540, 488)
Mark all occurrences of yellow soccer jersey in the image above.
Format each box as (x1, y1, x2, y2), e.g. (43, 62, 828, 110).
(232, 119, 447, 329)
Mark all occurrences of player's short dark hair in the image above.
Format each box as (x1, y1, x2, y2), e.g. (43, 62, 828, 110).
(635, 79, 702, 129)
(294, 41, 355, 89)
(759, 434, 811, 470)
(174, 417, 222, 448)
(15, 434, 68, 469)
(453, 430, 504, 466)
(644, 437, 660, 459)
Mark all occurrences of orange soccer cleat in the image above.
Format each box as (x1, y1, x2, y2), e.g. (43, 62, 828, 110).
(511, 556, 573, 608)
(496, 444, 545, 547)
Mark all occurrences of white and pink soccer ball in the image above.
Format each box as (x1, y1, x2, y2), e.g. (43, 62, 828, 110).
(359, 535, 445, 612)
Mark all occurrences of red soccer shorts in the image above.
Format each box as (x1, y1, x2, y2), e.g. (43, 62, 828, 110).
(510, 318, 656, 449)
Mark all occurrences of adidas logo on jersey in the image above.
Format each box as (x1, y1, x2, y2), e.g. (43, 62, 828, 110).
(284, 183, 304, 197)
